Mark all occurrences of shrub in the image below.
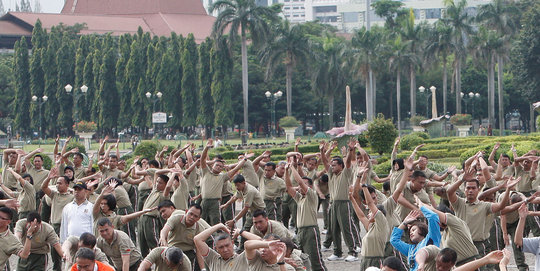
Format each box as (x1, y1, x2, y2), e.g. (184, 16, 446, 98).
(410, 116, 427, 126)
(450, 114, 472, 125)
(400, 134, 424, 151)
(279, 116, 299, 128)
(74, 120, 97, 132)
(134, 141, 161, 159)
(366, 114, 398, 155)
(374, 160, 392, 176)
(66, 141, 86, 155)
(537, 115, 540, 130)
(410, 131, 430, 140)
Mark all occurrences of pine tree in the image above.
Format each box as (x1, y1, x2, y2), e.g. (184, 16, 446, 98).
(127, 39, 146, 130)
(117, 34, 132, 129)
(31, 19, 47, 50)
(197, 38, 214, 131)
(83, 52, 95, 123)
(181, 33, 198, 127)
(13, 38, 32, 135)
(42, 29, 61, 135)
(156, 48, 181, 129)
(30, 48, 44, 130)
(99, 49, 118, 134)
(211, 38, 234, 129)
(56, 34, 75, 132)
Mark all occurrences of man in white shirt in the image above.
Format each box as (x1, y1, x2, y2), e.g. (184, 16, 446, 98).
(60, 181, 94, 243)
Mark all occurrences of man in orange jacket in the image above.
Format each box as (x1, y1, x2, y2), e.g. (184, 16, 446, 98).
(70, 247, 114, 271)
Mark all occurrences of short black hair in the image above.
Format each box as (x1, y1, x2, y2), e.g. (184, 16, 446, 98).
(252, 209, 267, 218)
(438, 247, 457, 264)
(21, 173, 33, 185)
(233, 174, 246, 184)
(109, 154, 118, 160)
(331, 157, 344, 167)
(33, 154, 44, 161)
(383, 256, 405, 271)
(75, 247, 95, 261)
(263, 233, 281, 241)
(411, 221, 428, 237)
(102, 194, 117, 211)
(465, 179, 480, 188)
(501, 154, 511, 159)
(359, 185, 376, 201)
(412, 170, 427, 179)
(383, 181, 390, 192)
(215, 233, 231, 243)
(97, 217, 112, 227)
(188, 203, 202, 212)
(79, 232, 97, 248)
(158, 174, 170, 183)
(265, 162, 276, 170)
(320, 174, 328, 183)
(158, 200, 176, 210)
(26, 212, 41, 223)
(0, 207, 13, 220)
(74, 153, 84, 160)
(165, 247, 184, 266)
(301, 176, 313, 186)
(148, 160, 160, 168)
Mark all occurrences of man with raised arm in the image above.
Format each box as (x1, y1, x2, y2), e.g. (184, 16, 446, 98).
(319, 140, 359, 262)
(245, 237, 295, 271)
(199, 138, 245, 225)
(284, 162, 327, 271)
(259, 161, 286, 221)
(447, 163, 515, 266)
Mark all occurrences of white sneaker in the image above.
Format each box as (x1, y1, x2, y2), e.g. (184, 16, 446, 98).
(321, 229, 328, 235)
(354, 246, 361, 253)
(327, 255, 343, 261)
(321, 246, 331, 252)
(344, 255, 359, 262)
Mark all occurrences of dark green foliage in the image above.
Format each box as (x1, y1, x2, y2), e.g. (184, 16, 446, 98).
(13, 37, 31, 134)
(117, 34, 132, 128)
(400, 134, 424, 150)
(211, 38, 234, 128)
(30, 48, 44, 130)
(134, 141, 161, 159)
(56, 34, 75, 132)
(181, 34, 198, 126)
(66, 141, 86, 154)
(42, 30, 60, 134)
(410, 131, 430, 139)
(98, 49, 119, 132)
(197, 38, 214, 128)
(366, 114, 399, 154)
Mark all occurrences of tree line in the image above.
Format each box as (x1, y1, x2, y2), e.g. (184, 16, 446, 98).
(4, 0, 540, 138)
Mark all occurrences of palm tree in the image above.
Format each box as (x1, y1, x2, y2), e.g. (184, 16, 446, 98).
(442, 0, 473, 114)
(310, 32, 346, 129)
(351, 26, 383, 121)
(211, 0, 279, 135)
(259, 19, 311, 116)
(425, 20, 457, 119)
(477, 0, 519, 134)
(388, 35, 413, 135)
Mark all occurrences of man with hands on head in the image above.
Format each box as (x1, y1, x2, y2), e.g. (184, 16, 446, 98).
(138, 246, 192, 271)
(245, 236, 295, 271)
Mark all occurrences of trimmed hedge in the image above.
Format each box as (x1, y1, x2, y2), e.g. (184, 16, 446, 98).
(400, 134, 424, 151)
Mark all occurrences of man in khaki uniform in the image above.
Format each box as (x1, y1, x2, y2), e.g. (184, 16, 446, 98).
(447, 171, 513, 269)
(42, 168, 74, 271)
(96, 217, 143, 271)
(319, 141, 359, 261)
(138, 246, 191, 271)
(62, 232, 111, 269)
(0, 207, 31, 269)
(245, 237, 295, 271)
(2, 168, 36, 219)
(15, 212, 64, 271)
(250, 209, 295, 241)
(194, 223, 250, 271)
(2, 149, 21, 191)
(160, 204, 207, 271)
(199, 139, 245, 226)
(395, 173, 432, 222)
(25, 153, 49, 210)
(259, 162, 286, 220)
(415, 245, 457, 271)
(285, 164, 327, 271)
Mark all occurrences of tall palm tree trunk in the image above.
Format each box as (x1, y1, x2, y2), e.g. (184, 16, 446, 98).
(397, 69, 401, 135)
(443, 59, 448, 116)
(241, 33, 249, 134)
(497, 55, 504, 135)
(328, 93, 334, 128)
(455, 58, 462, 114)
(286, 62, 292, 116)
(410, 64, 416, 117)
(371, 70, 376, 116)
(488, 54, 496, 128)
(365, 69, 371, 121)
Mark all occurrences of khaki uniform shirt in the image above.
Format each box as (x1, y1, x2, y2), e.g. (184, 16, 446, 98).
(2, 164, 19, 191)
(420, 245, 440, 271)
(442, 214, 479, 262)
(0, 229, 23, 267)
(15, 220, 59, 254)
(248, 251, 295, 271)
(144, 246, 192, 271)
(114, 185, 132, 209)
(499, 191, 523, 224)
(314, 178, 329, 196)
(27, 164, 49, 191)
(201, 167, 229, 199)
(97, 230, 142, 269)
(236, 183, 266, 213)
(515, 166, 534, 193)
(171, 175, 190, 211)
(361, 211, 389, 257)
(242, 160, 260, 188)
(396, 183, 431, 221)
(292, 187, 318, 227)
(143, 180, 170, 217)
(382, 197, 400, 228)
(65, 236, 109, 264)
(203, 249, 249, 271)
(250, 220, 294, 240)
(94, 211, 124, 237)
(165, 213, 208, 251)
(138, 168, 157, 192)
(18, 180, 36, 213)
(102, 167, 123, 180)
(492, 164, 515, 179)
(389, 169, 405, 193)
(185, 169, 200, 193)
(328, 167, 353, 201)
(50, 190, 74, 224)
(221, 178, 233, 197)
(260, 176, 286, 200)
(451, 196, 493, 241)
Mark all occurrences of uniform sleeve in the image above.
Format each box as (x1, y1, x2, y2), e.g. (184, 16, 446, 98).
(450, 195, 464, 212)
(118, 234, 134, 255)
(342, 168, 353, 185)
(14, 219, 25, 234)
(390, 227, 413, 256)
(6, 236, 23, 256)
(423, 245, 440, 261)
(522, 237, 540, 254)
(244, 190, 255, 207)
(421, 206, 441, 247)
(202, 247, 219, 262)
(181, 254, 192, 271)
(292, 191, 302, 203)
(383, 197, 397, 215)
(46, 226, 60, 246)
(143, 247, 161, 264)
(165, 215, 181, 231)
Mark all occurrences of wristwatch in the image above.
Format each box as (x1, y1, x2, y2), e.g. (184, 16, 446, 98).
(26, 235, 33, 240)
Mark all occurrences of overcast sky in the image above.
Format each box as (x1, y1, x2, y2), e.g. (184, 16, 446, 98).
(2, 0, 63, 13)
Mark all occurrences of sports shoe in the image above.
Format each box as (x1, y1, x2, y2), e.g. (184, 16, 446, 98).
(321, 246, 331, 252)
(354, 246, 361, 253)
(327, 255, 343, 261)
(321, 229, 328, 235)
(344, 255, 359, 262)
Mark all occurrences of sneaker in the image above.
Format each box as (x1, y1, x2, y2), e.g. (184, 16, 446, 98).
(344, 255, 359, 262)
(354, 246, 361, 253)
(327, 255, 343, 261)
(321, 246, 331, 252)
(288, 225, 296, 230)
(321, 229, 328, 235)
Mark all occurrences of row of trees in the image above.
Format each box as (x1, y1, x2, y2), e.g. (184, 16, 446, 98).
(5, 0, 540, 137)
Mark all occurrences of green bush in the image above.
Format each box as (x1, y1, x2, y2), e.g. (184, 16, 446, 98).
(357, 134, 369, 147)
(279, 116, 299, 127)
(366, 114, 398, 155)
(410, 116, 427, 126)
(134, 141, 161, 159)
(374, 160, 392, 176)
(400, 134, 424, 150)
(67, 141, 86, 154)
(410, 131, 430, 140)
